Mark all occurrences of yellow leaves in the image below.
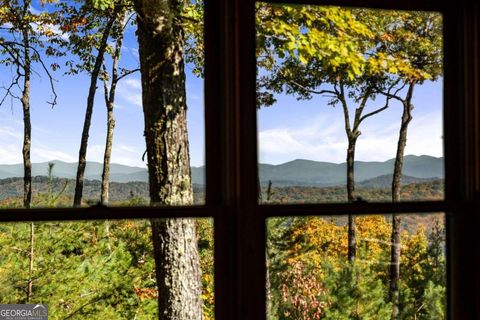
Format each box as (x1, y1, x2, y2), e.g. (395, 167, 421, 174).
(40, 0, 58, 5)
(44, 28, 56, 37)
(298, 53, 308, 65)
(380, 33, 394, 42)
(133, 286, 158, 301)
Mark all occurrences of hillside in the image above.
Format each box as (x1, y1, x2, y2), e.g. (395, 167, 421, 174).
(259, 155, 444, 186)
(0, 176, 443, 207)
(0, 160, 205, 185)
(0, 176, 205, 205)
(261, 179, 444, 203)
(0, 155, 443, 187)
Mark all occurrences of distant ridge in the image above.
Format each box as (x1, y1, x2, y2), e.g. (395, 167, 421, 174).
(0, 155, 443, 187)
(258, 155, 443, 186)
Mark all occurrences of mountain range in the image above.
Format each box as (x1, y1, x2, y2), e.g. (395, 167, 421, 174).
(0, 154, 443, 187)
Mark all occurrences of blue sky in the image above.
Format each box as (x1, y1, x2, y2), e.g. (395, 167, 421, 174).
(0, 4, 443, 169)
(258, 80, 443, 165)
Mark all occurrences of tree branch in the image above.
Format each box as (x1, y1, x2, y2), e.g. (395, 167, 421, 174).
(338, 81, 352, 134)
(287, 78, 337, 96)
(375, 80, 406, 103)
(116, 68, 140, 82)
(359, 104, 389, 124)
(0, 72, 22, 106)
(27, 46, 58, 107)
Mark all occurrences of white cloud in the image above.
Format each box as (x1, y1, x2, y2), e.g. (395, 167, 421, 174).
(259, 110, 443, 164)
(259, 115, 346, 164)
(32, 147, 76, 163)
(87, 143, 145, 167)
(124, 78, 141, 90)
(0, 144, 23, 163)
(121, 45, 139, 59)
(0, 124, 78, 164)
(117, 78, 142, 108)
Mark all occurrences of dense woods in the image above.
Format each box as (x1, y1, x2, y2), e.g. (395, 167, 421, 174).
(0, 180, 444, 319)
(0, 1, 445, 319)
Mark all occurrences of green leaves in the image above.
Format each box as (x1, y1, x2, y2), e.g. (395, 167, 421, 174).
(90, 0, 116, 11)
(256, 3, 443, 107)
(257, 3, 374, 84)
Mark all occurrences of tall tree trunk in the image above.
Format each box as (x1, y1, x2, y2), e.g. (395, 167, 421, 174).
(339, 83, 363, 262)
(390, 82, 415, 320)
(346, 136, 358, 261)
(135, 1, 203, 318)
(73, 13, 117, 207)
(341, 85, 385, 262)
(21, 1, 34, 302)
(101, 19, 125, 206)
(101, 105, 115, 205)
(21, 27, 31, 209)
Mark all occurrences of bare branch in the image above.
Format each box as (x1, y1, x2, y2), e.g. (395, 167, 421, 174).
(0, 71, 22, 106)
(359, 104, 389, 124)
(375, 79, 406, 103)
(116, 68, 140, 82)
(0, 40, 26, 69)
(358, 83, 399, 125)
(27, 46, 58, 107)
(287, 78, 337, 96)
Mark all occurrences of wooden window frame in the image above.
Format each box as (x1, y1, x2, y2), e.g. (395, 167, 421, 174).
(0, 0, 479, 319)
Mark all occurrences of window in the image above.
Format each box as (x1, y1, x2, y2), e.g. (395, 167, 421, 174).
(0, 0, 479, 319)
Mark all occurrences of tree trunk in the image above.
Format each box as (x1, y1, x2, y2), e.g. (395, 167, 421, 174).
(22, 2, 33, 302)
(135, 0, 203, 318)
(101, 106, 115, 205)
(101, 20, 124, 205)
(390, 82, 415, 320)
(73, 14, 117, 207)
(390, 214, 401, 320)
(266, 180, 273, 202)
(21, 27, 31, 209)
(346, 136, 358, 262)
(391, 85, 415, 202)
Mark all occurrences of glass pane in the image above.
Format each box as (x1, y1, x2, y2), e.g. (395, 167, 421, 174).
(256, 3, 444, 204)
(266, 213, 446, 319)
(0, 218, 214, 319)
(0, 1, 204, 208)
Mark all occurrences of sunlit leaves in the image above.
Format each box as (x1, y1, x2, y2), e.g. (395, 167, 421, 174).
(257, 4, 374, 82)
(256, 3, 443, 109)
(268, 216, 446, 320)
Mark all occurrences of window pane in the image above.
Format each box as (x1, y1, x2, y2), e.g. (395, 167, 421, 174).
(256, 3, 444, 204)
(266, 213, 446, 319)
(0, 218, 214, 319)
(0, 1, 204, 208)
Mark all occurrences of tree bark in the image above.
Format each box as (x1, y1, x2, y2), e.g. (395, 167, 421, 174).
(338, 85, 359, 262)
(346, 136, 358, 262)
(101, 104, 115, 205)
(21, 24, 31, 209)
(390, 82, 415, 320)
(134, 0, 203, 318)
(73, 13, 117, 207)
(101, 19, 125, 206)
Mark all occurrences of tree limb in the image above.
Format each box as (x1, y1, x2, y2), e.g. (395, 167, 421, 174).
(116, 68, 140, 82)
(287, 78, 337, 96)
